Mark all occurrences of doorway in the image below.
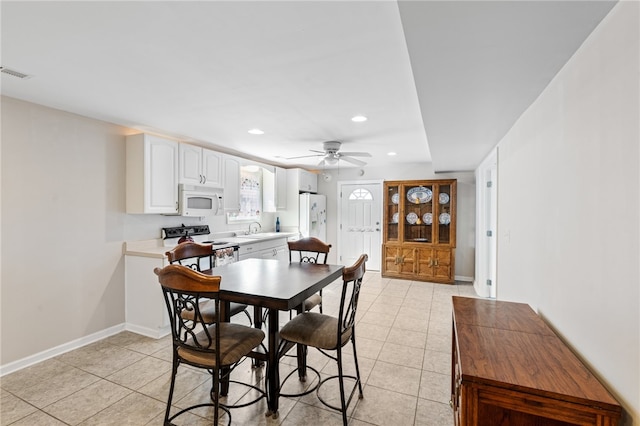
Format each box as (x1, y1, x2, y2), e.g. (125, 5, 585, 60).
(338, 181, 382, 270)
(475, 150, 497, 298)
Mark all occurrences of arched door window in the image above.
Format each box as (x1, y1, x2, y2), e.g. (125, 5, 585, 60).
(348, 188, 373, 200)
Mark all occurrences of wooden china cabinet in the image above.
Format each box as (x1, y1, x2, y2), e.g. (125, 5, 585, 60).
(382, 179, 457, 284)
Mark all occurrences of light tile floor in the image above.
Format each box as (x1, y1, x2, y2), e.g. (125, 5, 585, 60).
(1, 272, 480, 425)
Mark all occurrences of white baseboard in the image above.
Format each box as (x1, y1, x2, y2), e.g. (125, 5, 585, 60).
(124, 323, 171, 339)
(455, 275, 474, 282)
(0, 323, 126, 377)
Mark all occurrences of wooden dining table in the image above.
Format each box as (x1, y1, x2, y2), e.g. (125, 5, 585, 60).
(204, 258, 344, 418)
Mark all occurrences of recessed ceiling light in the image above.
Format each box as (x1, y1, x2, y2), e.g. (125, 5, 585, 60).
(248, 128, 264, 135)
(388, 152, 397, 156)
(351, 115, 367, 122)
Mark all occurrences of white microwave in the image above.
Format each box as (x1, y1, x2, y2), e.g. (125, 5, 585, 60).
(179, 184, 224, 217)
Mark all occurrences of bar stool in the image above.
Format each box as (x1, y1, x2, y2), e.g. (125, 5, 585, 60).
(278, 254, 368, 425)
(154, 265, 265, 425)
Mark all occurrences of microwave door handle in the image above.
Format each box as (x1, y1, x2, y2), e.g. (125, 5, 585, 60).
(217, 193, 224, 215)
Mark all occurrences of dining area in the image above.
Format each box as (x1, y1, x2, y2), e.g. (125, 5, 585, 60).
(1, 242, 477, 425)
(155, 238, 366, 425)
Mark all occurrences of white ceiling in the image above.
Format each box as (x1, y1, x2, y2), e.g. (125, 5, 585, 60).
(1, 1, 616, 172)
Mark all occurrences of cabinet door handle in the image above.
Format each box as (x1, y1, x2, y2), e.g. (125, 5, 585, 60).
(434, 259, 439, 266)
(428, 258, 433, 267)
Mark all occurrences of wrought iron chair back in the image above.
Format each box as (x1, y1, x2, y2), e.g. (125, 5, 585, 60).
(155, 264, 265, 425)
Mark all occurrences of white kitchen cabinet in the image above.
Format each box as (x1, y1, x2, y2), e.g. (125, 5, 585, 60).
(289, 168, 317, 193)
(275, 166, 288, 210)
(238, 238, 289, 262)
(126, 133, 179, 214)
(262, 166, 288, 212)
(223, 154, 241, 212)
(179, 144, 223, 187)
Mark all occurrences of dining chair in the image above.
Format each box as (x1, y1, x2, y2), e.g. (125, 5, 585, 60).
(166, 241, 251, 325)
(154, 264, 265, 426)
(277, 253, 368, 425)
(288, 237, 332, 313)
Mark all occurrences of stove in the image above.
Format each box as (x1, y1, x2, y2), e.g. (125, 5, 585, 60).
(162, 224, 239, 267)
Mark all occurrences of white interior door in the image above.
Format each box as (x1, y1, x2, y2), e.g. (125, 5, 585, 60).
(339, 182, 382, 270)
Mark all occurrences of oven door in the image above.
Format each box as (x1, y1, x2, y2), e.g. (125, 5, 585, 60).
(213, 246, 239, 267)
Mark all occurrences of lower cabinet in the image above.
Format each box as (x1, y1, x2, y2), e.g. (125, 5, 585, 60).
(238, 238, 288, 262)
(383, 245, 415, 278)
(416, 247, 454, 282)
(383, 244, 455, 283)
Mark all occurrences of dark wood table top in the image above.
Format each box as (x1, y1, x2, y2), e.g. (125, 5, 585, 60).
(205, 258, 344, 311)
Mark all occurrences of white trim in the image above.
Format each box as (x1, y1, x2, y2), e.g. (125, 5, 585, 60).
(0, 323, 126, 377)
(124, 323, 171, 339)
(474, 149, 498, 298)
(455, 275, 474, 282)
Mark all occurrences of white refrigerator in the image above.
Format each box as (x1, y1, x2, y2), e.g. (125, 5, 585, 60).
(299, 193, 327, 241)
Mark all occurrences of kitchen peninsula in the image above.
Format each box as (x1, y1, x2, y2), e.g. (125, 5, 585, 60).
(124, 230, 298, 338)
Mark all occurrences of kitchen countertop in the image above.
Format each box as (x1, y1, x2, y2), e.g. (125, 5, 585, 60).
(124, 231, 298, 259)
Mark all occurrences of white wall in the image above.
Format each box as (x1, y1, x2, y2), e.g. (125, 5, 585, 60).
(495, 2, 639, 423)
(317, 163, 476, 280)
(0, 97, 275, 368)
(1, 97, 128, 366)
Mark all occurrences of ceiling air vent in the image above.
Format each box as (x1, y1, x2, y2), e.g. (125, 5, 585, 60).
(0, 67, 32, 79)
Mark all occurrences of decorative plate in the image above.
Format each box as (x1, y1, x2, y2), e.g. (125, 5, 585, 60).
(406, 212, 418, 224)
(392, 212, 399, 223)
(422, 212, 433, 225)
(439, 193, 450, 204)
(406, 186, 432, 204)
(391, 193, 400, 204)
(414, 238, 428, 242)
(439, 212, 451, 225)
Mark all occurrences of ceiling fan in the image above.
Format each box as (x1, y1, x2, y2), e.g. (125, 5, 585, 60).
(285, 141, 372, 166)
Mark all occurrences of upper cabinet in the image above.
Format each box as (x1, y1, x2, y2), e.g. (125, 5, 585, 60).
(179, 144, 222, 187)
(263, 166, 288, 212)
(275, 166, 287, 210)
(126, 134, 179, 214)
(383, 179, 457, 283)
(223, 154, 241, 212)
(290, 168, 318, 193)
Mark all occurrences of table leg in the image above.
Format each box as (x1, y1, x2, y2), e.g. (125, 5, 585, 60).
(220, 301, 230, 396)
(252, 306, 264, 368)
(265, 307, 280, 419)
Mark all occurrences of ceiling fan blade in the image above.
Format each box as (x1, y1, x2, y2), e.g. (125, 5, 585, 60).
(317, 158, 326, 166)
(281, 153, 323, 160)
(337, 151, 372, 157)
(309, 149, 326, 154)
(340, 156, 367, 166)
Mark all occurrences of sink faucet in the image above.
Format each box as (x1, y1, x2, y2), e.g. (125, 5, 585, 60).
(249, 222, 262, 234)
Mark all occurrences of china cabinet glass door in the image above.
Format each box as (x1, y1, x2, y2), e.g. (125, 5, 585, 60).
(403, 184, 433, 243)
(386, 184, 400, 242)
(436, 183, 452, 245)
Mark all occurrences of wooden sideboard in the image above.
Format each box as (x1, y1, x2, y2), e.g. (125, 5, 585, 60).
(451, 297, 621, 426)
